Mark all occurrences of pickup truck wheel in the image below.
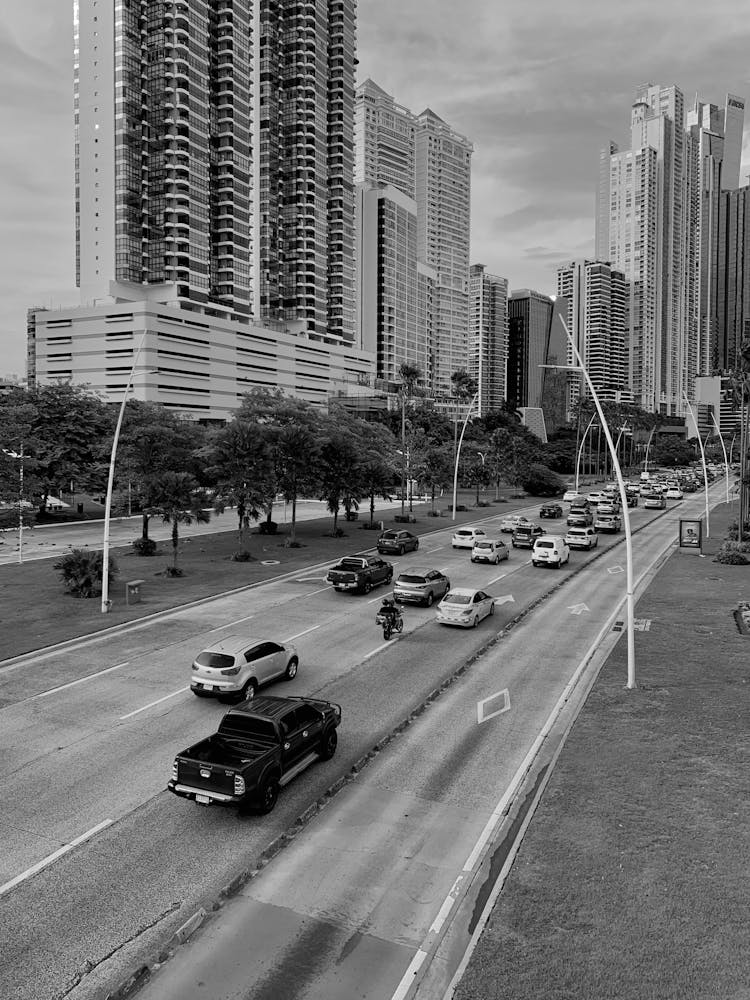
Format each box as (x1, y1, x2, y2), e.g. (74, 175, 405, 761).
(192, 689, 212, 698)
(363, 580, 372, 594)
(256, 776, 279, 814)
(318, 728, 338, 760)
(425, 592, 434, 607)
(284, 657, 298, 681)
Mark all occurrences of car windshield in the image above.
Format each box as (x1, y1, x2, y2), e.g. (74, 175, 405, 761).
(397, 574, 427, 584)
(196, 652, 235, 669)
(475, 541, 492, 549)
(443, 593, 471, 605)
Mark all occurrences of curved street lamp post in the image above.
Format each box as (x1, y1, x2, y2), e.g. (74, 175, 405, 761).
(541, 317, 636, 689)
(452, 391, 480, 521)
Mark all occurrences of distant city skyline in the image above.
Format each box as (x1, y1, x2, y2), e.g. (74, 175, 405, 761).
(2, 0, 750, 376)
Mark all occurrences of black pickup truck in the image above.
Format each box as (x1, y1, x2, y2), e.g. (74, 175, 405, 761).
(168, 695, 341, 814)
(326, 555, 393, 594)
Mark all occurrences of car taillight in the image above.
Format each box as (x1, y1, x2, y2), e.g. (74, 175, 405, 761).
(461, 609, 473, 616)
(221, 666, 241, 676)
(172, 761, 178, 781)
(234, 774, 245, 795)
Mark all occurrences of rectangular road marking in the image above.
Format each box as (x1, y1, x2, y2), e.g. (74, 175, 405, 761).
(283, 625, 321, 642)
(34, 662, 129, 699)
(0, 819, 113, 898)
(209, 614, 254, 631)
(119, 687, 189, 720)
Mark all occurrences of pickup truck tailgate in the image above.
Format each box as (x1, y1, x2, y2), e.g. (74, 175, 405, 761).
(176, 758, 237, 795)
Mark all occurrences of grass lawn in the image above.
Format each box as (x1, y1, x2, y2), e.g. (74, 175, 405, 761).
(454, 506, 750, 999)
(1, 492, 519, 661)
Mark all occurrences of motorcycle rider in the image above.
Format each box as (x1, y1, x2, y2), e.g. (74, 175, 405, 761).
(379, 596, 402, 627)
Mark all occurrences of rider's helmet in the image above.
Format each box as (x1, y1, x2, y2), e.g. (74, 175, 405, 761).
(382, 596, 394, 607)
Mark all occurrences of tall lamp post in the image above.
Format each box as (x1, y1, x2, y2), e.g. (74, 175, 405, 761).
(101, 332, 147, 613)
(2, 446, 25, 564)
(575, 413, 597, 492)
(452, 391, 479, 521)
(682, 390, 710, 539)
(710, 410, 730, 505)
(541, 316, 636, 689)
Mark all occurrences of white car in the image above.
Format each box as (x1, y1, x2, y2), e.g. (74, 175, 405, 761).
(191, 635, 299, 702)
(665, 487, 684, 499)
(499, 514, 530, 533)
(585, 491, 608, 504)
(565, 526, 599, 550)
(531, 535, 570, 568)
(435, 588, 495, 628)
(562, 489, 580, 503)
(451, 526, 487, 548)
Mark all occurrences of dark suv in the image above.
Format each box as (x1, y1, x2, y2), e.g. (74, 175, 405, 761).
(567, 507, 594, 527)
(511, 523, 544, 548)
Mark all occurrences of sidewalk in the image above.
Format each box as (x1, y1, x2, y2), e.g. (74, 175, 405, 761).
(454, 502, 750, 1000)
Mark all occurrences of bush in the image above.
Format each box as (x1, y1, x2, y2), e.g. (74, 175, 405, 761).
(521, 463, 566, 497)
(132, 537, 157, 557)
(725, 520, 750, 541)
(164, 565, 184, 577)
(715, 548, 749, 565)
(230, 550, 254, 562)
(53, 549, 118, 598)
(258, 520, 278, 535)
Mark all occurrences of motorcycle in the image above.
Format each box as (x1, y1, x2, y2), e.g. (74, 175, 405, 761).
(375, 608, 403, 640)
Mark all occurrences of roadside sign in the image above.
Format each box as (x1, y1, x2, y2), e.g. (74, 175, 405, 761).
(678, 518, 702, 554)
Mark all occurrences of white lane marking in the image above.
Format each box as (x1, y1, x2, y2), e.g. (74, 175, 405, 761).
(0, 819, 113, 897)
(423, 546, 442, 554)
(477, 689, 511, 724)
(493, 595, 515, 607)
(305, 585, 333, 597)
(283, 625, 321, 642)
(209, 614, 254, 631)
(361, 638, 395, 661)
(486, 572, 507, 585)
(119, 687, 189, 720)
(568, 603, 589, 615)
(34, 662, 129, 699)
(296, 576, 329, 583)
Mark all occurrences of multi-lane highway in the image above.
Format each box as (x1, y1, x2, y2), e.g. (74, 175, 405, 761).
(0, 489, 719, 1000)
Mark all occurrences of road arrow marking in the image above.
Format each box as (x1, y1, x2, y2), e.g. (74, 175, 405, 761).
(477, 689, 511, 724)
(493, 594, 515, 606)
(568, 603, 589, 615)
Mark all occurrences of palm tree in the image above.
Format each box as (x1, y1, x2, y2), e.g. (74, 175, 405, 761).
(149, 471, 211, 574)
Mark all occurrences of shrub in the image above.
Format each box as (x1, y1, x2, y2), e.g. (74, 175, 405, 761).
(714, 547, 748, 566)
(258, 520, 278, 535)
(520, 463, 566, 497)
(725, 520, 750, 542)
(230, 549, 254, 562)
(164, 565, 184, 577)
(53, 549, 118, 598)
(132, 537, 157, 557)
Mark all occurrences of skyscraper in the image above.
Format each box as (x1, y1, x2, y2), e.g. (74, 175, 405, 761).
(74, 0, 357, 344)
(598, 83, 745, 415)
(506, 289, 555, 412)
(414, 109, 473, 396)
(354, 83, 473, 394)
(469, 264, 508, 415)
(556, 260, 628, 408)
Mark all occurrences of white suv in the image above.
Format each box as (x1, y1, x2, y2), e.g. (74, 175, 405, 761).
(531, 535, 570, 568)
(565, 526, 599, 550)
(191, 635, 299, 702)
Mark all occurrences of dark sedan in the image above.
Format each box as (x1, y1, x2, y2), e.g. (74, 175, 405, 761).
(539, 503, 563, 519)
(377, 529, 420, 556)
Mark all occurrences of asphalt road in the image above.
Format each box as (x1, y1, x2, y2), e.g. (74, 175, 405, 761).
(0, 491, 714, 1000)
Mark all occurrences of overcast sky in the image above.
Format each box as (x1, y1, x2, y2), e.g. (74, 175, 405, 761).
(2, 1, 750, 377)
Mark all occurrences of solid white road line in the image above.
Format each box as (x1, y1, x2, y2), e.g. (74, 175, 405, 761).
(283, 625, 321, 642)
(0, 819, 113, 898)
(486, 572, 507, 586)
(119, 687, 189, 720)
(33, 662, 129, 699)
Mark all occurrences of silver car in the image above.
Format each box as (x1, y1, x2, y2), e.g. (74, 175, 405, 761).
(191, 635, 299, 702)
(393, 566, 451, 607)
(435, 588, 495, 628)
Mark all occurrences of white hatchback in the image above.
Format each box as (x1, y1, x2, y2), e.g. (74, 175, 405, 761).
(451, 526, 487, 548)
